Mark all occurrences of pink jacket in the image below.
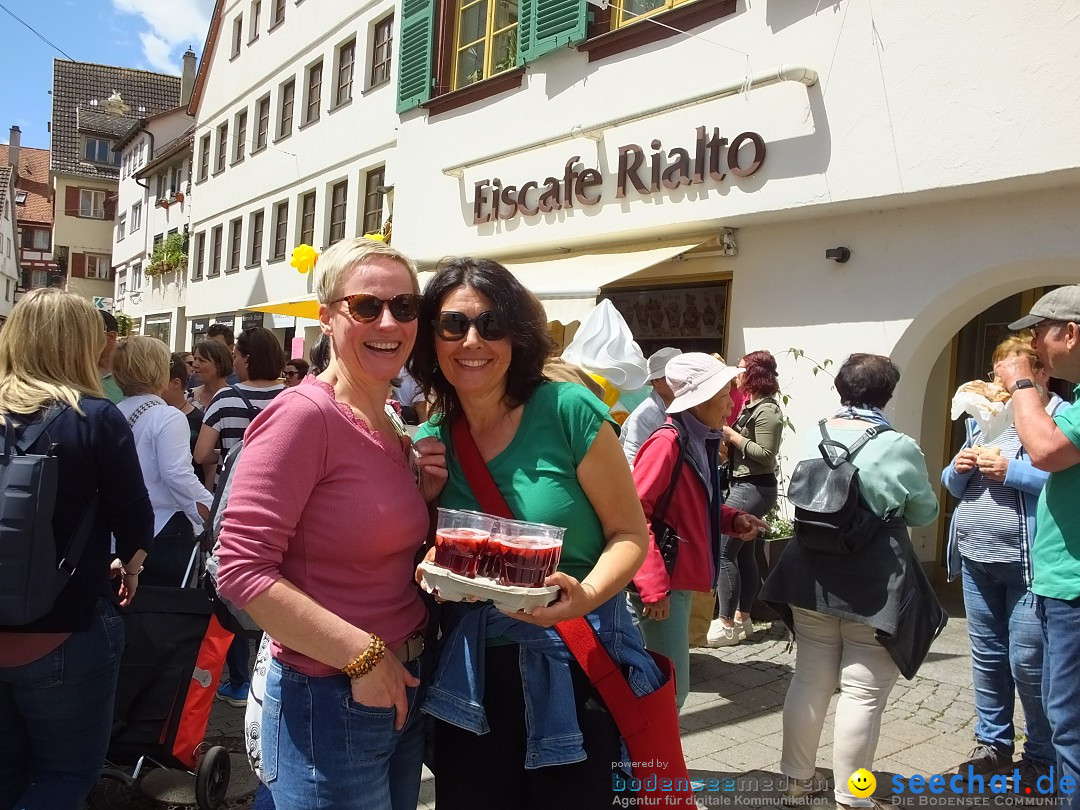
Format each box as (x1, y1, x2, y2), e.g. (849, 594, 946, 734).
(631, 423, 746, 603)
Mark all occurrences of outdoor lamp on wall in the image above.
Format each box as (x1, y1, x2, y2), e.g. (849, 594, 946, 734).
(826, 247, 851, 263)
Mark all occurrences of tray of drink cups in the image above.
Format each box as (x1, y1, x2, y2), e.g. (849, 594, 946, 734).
(419, 508, 564, 613)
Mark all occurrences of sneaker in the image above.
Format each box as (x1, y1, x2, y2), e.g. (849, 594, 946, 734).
(1016, 758, 1053, 794)
(216, 680, 250, 708)
(782, 771, 829, 804)
(741, 616, 755, 638)
(706, 618, 742, 647)
(956, 743, 1013, 775)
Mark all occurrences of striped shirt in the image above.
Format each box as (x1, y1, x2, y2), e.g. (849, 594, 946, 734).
(203, 384, 284, 456)
(954, 425, 1024, 563)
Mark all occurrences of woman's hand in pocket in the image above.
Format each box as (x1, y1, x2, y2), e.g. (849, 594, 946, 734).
(350, 654, 420, 731)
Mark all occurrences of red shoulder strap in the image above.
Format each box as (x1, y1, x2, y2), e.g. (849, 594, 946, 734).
(450, 413, 514, 519)
(450, 413, 641, 728)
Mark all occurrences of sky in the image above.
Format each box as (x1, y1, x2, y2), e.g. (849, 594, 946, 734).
(0, 0, 214, 149)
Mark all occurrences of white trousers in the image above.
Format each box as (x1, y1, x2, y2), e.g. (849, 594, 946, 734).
(780, 607, 901, 806)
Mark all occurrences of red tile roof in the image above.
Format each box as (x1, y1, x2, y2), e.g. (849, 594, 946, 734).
(0, 143, 53, 225)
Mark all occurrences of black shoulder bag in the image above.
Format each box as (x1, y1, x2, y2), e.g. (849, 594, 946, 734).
(649, 420, 688, 576)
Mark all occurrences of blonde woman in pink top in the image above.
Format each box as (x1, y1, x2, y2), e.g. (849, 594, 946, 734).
(215, 238, 447, 810)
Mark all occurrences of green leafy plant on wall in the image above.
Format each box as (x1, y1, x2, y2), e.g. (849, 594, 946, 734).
(145, 232, 188, 277)
(113, 311, 134, 337)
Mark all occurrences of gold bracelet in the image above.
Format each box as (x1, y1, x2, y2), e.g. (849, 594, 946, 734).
(342, 635, 387, 679)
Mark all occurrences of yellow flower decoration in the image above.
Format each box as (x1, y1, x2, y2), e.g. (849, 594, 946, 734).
(362, 232, 386, 242)
(290, 244, 318, 274)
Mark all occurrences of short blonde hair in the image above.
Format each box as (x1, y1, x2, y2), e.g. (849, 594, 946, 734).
(314, 237, 419, 305)
(0, 288, 105, 415)
(992, 334, 1042, 371)
(112, 336, 170, 396)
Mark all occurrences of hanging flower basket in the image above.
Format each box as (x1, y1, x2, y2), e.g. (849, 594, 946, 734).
(156, 198, 170, 208)
(173, 191, 185, 203)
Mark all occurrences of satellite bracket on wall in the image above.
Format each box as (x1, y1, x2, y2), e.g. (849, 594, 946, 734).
(585, 0, 610, 9)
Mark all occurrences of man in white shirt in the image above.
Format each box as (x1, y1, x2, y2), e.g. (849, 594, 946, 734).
(620, 347, 681, 464)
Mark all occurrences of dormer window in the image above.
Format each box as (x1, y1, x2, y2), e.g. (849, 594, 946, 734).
(84, 137, 120, 166)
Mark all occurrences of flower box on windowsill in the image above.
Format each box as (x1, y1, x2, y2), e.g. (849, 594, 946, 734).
(156, 199, 170, 208)
(172, 191, 185, 203)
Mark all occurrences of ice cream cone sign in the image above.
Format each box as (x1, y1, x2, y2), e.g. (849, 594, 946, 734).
(562, 300, 649, 424)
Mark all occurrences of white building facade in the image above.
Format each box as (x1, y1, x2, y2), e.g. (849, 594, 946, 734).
(388, 0, 1080, 568)
(186, 0, 398, 354)
(112, 108, 195, 349)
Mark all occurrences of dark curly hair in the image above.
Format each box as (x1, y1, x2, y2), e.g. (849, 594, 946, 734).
(740, 350, 780, 397)
(408, 257, 555, 425)
(835, 353, 901, 409)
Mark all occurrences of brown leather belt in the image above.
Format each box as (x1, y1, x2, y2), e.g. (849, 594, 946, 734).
(393, 632, 425, 664)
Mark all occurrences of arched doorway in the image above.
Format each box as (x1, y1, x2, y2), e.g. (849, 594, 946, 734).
(890, 263, 1077, 584)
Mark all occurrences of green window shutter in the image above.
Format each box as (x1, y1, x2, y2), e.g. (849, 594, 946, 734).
(397, 0, 436, 113)
(518, 0, 587, 65)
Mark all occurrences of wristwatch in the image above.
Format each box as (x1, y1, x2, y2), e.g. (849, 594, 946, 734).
(1010, 379, 1036, 394)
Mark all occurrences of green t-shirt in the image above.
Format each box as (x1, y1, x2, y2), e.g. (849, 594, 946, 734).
(1031, 384, 1080, 601)
(416, 381, 617, 583)
(101, 373, 124, 404)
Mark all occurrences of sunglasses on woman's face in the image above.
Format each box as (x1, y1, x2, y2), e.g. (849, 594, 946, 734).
(434, 310, 507, 342)
(331, 293, 421, 323)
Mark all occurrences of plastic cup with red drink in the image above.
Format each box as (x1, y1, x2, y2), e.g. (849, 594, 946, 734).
(494, 519, 565, 588)
(433, 508, 498, 578)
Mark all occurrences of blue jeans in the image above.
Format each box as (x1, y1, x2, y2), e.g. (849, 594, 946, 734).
(1039, 595, 1080, 810)
(0, 597, 125, 809)
(962, 559, 1054, 765)
(262, 657, 427, 810)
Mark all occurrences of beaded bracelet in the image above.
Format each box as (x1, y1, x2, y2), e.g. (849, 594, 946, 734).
(342, 635, 387, 679)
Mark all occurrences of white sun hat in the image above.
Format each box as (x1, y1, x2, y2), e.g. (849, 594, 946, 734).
(665, 352, 743, 414)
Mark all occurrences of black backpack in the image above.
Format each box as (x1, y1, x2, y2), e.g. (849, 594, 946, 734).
(203, 385, 268, 637)
(0, 407, 98, 625)
(786, 419, 892, 555)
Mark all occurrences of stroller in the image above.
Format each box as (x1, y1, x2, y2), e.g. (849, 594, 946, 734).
(102, 544, 235, 810)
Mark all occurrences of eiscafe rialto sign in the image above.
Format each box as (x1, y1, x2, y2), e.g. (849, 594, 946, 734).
(471, 126, 765, 225)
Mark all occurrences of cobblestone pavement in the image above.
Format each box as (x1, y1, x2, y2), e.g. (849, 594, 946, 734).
(96, 589, 1044, 810)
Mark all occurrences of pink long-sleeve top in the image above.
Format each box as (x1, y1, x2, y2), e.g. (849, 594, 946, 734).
(215, 376, 430, 677)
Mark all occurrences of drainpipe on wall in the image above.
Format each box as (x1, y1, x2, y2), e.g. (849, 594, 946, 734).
(443, 64, 819, 177)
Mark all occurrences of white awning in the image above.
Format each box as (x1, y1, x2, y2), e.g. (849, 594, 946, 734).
(503, 242, 699, 298)
(415, 241, 700, 324)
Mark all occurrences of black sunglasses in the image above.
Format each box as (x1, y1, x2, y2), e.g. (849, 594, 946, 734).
(434, 310, 507, 342)
(331, 293, 421, 323)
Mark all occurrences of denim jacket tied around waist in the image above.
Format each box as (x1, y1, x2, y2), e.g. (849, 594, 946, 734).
(420, 595, 664, 769)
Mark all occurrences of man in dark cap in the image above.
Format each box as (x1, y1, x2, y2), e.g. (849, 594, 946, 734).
(98, 309, 124, 403)
(997, 284, 1080, 807)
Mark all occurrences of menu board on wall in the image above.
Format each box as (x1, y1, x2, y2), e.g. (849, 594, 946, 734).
(601, 282, 729, 355)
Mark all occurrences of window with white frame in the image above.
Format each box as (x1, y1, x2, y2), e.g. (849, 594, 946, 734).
(83, 137, 120, 166)
(335, 39, 355, 107)
(329, 180, 347, 244)
(271, 0, 285, 27)
(15, 190, 27, 205)
(117, 214, 126, 241)
(255, 95, 270, 151)
(234, 110, 248, 163)
(86, 254, 111, 280)
(192, 231, 206, 280)
(249, 210, 264, 264)
(31, 270, 48, 289)
(198, 134, 211, 181)
(232, 14, 243, 57)
(370, 15, 394, 87)
(304, 60, 323, 124)
(216, 123, 228, 172)
(249, 0, 261, 41)
(278, 79, 295, 139)
(272, 200, 288, 259)
(79, 189, 106, 218)
(131, 201, 142, 232)
(131, 262, 143, 291)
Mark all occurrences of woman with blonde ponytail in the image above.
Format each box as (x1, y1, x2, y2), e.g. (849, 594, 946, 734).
(0, 289, 154, 810)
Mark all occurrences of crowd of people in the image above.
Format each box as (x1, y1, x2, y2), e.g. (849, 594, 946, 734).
(0, 245, 1076, 810)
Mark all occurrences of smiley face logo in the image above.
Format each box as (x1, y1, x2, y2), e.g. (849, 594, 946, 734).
(848, 769, 876, 798)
